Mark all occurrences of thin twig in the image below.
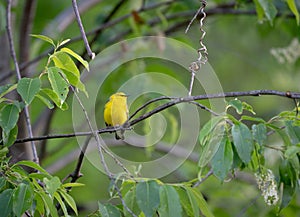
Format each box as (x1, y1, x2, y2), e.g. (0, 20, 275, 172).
(70, 86, 136, 217)
(129, 96, 174, 120)
(15, 89, 300, 144)
(188, 101, 220, 116)
(6, 0, 39, 164)
(192, 169, 213, 187)
(4, 2, 295, 80)
(71, 0, 95, 59)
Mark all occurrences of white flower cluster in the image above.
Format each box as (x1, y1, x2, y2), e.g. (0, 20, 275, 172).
(255, 169, 279, 206)
(270, 38, 300, 64)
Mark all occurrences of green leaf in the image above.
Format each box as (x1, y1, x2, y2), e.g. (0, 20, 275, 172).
(241, 115, 265, 123)
(44, 176, 61, 197)
(33, 193, 45, 216)
(279, 160, 297, 210)
(185, 187, 214, 217)
(2, 124, 18, 147)
(285, 120, 300, 145)
(211, 137, 233, 181)
(58, 189, 78, 215)
(30, 34, 55, 47)
(35, 93, 54, 109)
(41, 88, 68, 110)
(124, 187, 140, 217)
(232, 123, 254, 164)
(252, 123, 267, 146)
(199, 116, 224, 145)
(257, 0, 277, 24)
(62, 69, 88, 96)
(57, 39, 71, 48)
(39, 191, 59, 217)
(0, 104, 20, 134)
(0, 177, 6, 191)
(12, 183, 34, 217)
(198, 123, 226, 167)
(253, 0, 265, 22)
(61, 182, 85, 188)
(17, 77, 41, 105)
(0, 189, 13, 217)
(15, 160, 50, 177)
(285, 144, 300, 159)
(47, 67, 69, 106)
(54, 192, 68, 217)
(175, 187, 197, 217)
(286, 0, 299, 25)
(61, 47, 89, 71)
(98, 202, 121, 217)
(227, 99, 243, 114)
(51, 51, 87, 95)
(158, 185, 182, 217)
(0, 84, 17, 99)
(136, 180, 160, 217)
(52, 51, 79, 75)
(242, 102, 256, 115)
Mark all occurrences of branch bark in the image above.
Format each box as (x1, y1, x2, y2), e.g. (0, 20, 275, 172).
(15, 89, 300, 144)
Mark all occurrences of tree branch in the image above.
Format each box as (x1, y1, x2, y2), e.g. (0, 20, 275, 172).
(71, 0, 95, 59)
(2, 1, 295, 80)
(6, 0, 39, 164)
(15, 90, 300, 144)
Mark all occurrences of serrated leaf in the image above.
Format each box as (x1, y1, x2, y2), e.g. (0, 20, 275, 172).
(2, 124, 18, 147)
(0, 104, 20, 134)
(47, 67, 69, 106)
(13, 183, 34, 217)
(17, 77, 41, 104)
(199, 123, 226, 167)
(158, 185, 182, 217)
(228, 99, 243, 114)
(286, 0, 299, 25)
(58, 189, 78, 215)
(212, 137, 233, 181)
(0, 188, 13, 217)
(252, 123, 267, 146)
(99, 202, 121, 217)
(44, 176, 61, 197)
(232, 123, 254, 164)
(0, 84, 17, 98)
(30, 34, 55, 47)
(124, 187, 140, 217)
(61, 47, 89, 71)
(199, 116, 224, 145)
(136, 180, 160, 217)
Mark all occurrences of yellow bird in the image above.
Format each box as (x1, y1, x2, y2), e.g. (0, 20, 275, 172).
(104, 92, 129, 140)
